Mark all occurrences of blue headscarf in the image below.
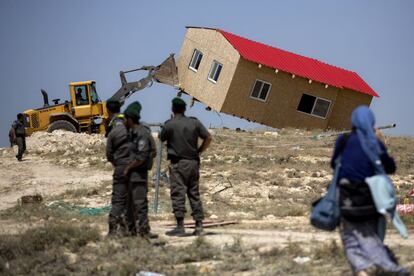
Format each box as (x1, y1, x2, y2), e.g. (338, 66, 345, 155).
(351, 106, 384, 173)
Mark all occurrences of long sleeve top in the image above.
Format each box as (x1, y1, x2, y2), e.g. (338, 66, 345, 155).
(331, 133, 396, 183)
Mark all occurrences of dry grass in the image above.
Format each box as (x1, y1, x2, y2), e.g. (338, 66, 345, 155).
(0, 222, 100, 275)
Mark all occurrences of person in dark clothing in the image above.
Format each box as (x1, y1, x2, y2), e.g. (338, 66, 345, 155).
(105, 99, 130, 236)
(331, 106, 409, 276)
(160, 97, 212, 236)
(123, 101, 158, 239)
(11, 113, 26, 161)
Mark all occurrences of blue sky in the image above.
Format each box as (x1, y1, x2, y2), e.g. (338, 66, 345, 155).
(0, 0, 413, 146)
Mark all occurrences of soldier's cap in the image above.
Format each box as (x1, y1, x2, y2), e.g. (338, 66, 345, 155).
(124, 101, 142, 120)
(172, 97, 186, 107)
(106, 98, 122, 112)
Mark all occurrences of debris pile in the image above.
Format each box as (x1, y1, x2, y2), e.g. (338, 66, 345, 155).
(27, 130, 109, 168)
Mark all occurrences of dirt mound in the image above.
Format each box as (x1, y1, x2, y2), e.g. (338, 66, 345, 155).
(26, 130, 109, 168)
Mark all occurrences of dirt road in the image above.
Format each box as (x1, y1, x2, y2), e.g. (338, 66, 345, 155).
(0, 148, 111, 211)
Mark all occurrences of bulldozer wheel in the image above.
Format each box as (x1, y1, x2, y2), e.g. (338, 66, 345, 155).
(47, 120, 77, 133)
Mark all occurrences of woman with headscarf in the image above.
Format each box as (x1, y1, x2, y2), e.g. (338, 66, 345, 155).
(331, 106, 409, 276)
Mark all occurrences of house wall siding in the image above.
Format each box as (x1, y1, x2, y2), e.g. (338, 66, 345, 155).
(177, 28, 240, 111)
(222, 58, 344, 129)
(327, 89, 373, 130)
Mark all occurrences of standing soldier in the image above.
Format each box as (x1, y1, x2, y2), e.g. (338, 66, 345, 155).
(105, 99, 130, 236)
(161, 98, 212, 236)
(123, 101, 158, 239)
(11, 113, 27, 161)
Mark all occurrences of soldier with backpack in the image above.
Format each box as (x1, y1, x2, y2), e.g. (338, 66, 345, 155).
(123, 101, 158, 239)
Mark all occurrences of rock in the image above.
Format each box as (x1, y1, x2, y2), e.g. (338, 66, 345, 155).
(86, 242, 98, 249)
(312, 171, 321, 178)
(137, 271, 165, 276)
(258, 245, 278, 254)
(228, 211, 253, 218)
(20, 194, 43, 205)
(77, 162, 89, 168)
(209, 214, 218, 219)
(108, 240, 122, 250)
(264, 214, 276, 220)
(83, 253, 97, 261)
(293, 256, 311, 264)
(264, 131, 279, 137)
(286, 170, 297, 178)
(199, 264, 213, 273)
(63, 252, 78, 265)
(97, 262, 112, 271)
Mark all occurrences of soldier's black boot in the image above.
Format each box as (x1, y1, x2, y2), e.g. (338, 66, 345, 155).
(139, 224, 159, 239)
(192, 220, 204, 236)
(165, 217, 185, 236)
(107, 223, 117, 237)
(140, 230, 159, 239)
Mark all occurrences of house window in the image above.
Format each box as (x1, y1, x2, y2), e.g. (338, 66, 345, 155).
(250, 80, 272, 102)
(208, 61, 223, 83)
(297, 93, 331, 118)
(189, 49, 203, 71)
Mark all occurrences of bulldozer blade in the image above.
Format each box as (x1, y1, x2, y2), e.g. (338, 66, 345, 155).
(154, 54, 179, 88)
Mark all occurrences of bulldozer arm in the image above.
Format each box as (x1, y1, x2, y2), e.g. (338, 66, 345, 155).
(111, 54, 179, 105)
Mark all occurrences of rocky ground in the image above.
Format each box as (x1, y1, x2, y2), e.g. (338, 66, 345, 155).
(0, 129, 413, 275)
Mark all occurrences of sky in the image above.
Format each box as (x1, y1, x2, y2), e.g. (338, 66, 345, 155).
(0, 0, 413, 147)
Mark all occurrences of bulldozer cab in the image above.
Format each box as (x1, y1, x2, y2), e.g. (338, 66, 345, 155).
(69, 81, 103, 118)
(69, 80, 106, 132)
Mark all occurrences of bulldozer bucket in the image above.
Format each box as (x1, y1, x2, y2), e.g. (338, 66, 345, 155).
(154, 54, 179, 88)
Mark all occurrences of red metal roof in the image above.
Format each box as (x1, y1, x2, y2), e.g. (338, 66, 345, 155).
(212, 28, 379, 97)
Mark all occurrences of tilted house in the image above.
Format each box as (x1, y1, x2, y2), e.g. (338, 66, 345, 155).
(177, 26, 379, 130)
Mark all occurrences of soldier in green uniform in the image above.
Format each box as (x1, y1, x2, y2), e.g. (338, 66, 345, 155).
(11, 113, 27, 161)
(123, 101, 158, 239)
(161, 98, 212, 236)
(105, 99, 131, 236)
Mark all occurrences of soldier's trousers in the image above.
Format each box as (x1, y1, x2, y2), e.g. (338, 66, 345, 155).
(169, 159, 204, 221)
(16, 137, 26, 160)
(130, 180, 150, 234)
(108, 166, 129, 233)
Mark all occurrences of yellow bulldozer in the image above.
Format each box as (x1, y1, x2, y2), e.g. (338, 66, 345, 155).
(22, 55, 178, 136)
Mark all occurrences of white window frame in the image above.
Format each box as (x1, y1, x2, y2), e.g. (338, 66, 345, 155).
(249, 79, 272, 102)
(188, 49, 203, 72)
(207, 60, 223, 83)
(297, 93, 332, 119)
